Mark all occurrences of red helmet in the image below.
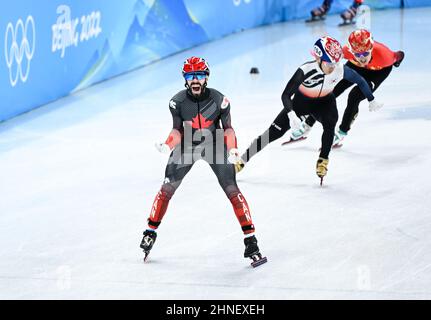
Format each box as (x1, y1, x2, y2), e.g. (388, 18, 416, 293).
(182, 56, 210, 76)
(348, 29, 374, 53)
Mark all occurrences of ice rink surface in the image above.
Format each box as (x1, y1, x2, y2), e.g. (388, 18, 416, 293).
(1, 8, 431, 299)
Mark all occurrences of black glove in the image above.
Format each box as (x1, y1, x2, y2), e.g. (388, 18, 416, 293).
(393, 51, 405, 68)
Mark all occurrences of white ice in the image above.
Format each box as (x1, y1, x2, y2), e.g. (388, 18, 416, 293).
(1, 8, 431, 299)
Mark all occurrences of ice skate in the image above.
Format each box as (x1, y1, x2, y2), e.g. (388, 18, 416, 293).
(244, 235, 267, 268)
(282, 121, 312, 145)
(339, 0, 362, 26)
(332, 129, 347, 148)
(306, 3, 330, 23)
(140, 229, 157, 262)
(316, 157, 329, 185)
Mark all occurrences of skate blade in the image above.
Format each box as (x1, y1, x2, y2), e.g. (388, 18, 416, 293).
(305, 17, 326, 23)
(332, 143, 343, 149)
(339, 21, 355, 27)
(250, 255, 268, 268)
(281, 136, 307, 146)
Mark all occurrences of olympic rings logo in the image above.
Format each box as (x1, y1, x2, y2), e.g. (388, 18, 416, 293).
(4, 16, 36, 87)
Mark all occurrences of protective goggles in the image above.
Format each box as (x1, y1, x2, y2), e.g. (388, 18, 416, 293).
(354, 51, 371, 58)
(184, 72, 207, 81)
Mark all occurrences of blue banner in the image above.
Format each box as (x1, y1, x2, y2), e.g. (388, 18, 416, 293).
(403, 0, 431, 7)
(0, 0, 414, 122)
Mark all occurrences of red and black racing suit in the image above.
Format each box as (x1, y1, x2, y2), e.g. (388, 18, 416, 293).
(147, 88, 255, 235)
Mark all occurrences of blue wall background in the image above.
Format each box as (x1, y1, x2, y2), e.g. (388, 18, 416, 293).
(0, 0, 424, 122)
(403, 0, 431, 7)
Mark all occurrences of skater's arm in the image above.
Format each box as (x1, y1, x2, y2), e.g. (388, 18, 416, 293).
(343, 65, 375, 101)
(164, 129, 182, 150)
(220, 96, 237, 151)
(281, 68, 305, 112)
(164, 102, 183, 150)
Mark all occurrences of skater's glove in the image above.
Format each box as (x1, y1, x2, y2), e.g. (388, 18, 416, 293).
(234, 160, 245, 173)
(287, 111, 302, 131)
(229, 149, 245, 173)
(155, 142, 171, 154)
(369, 99, 384, 112)
(228, 148, 242, 164)
(394, 51, 405, 68)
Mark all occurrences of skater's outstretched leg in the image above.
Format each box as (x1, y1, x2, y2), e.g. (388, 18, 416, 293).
(146, 183, 176, 230)
(241, 109, 291, 165)
(228, 189, 255, 235)
(141, 149, 194, 256)
(227, 189, 266, 266)
(210, 157, 255, 235)
(209, 156, 266, 266)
